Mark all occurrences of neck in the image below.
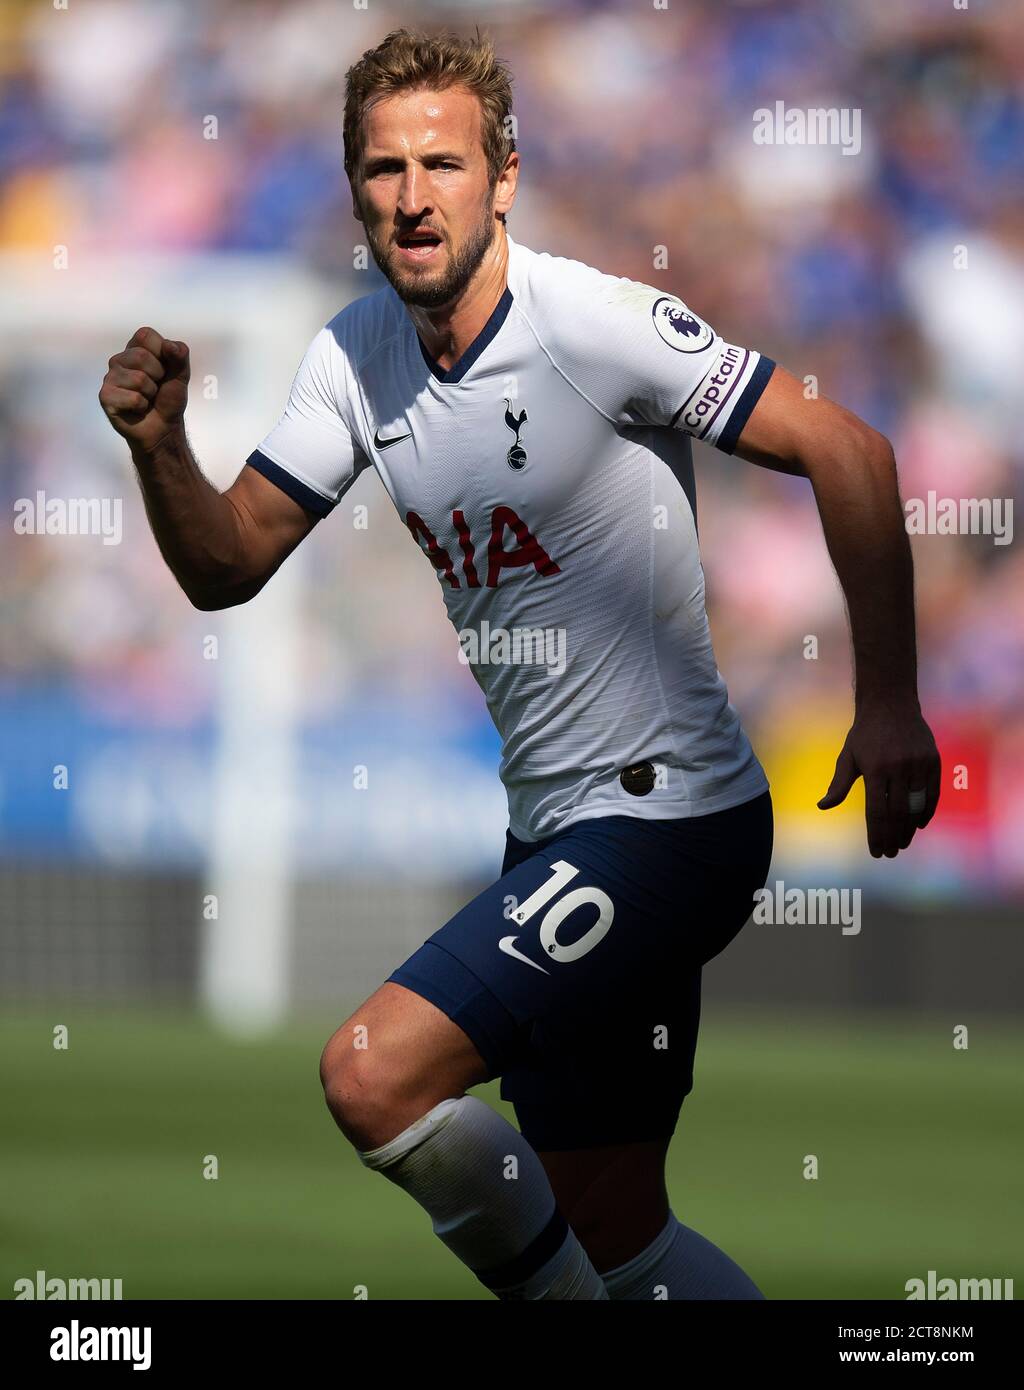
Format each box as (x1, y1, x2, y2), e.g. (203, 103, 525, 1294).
(408, 224, 509, 371)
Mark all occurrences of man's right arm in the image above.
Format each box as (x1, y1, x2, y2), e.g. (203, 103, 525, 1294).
(99, 327, 319, 610)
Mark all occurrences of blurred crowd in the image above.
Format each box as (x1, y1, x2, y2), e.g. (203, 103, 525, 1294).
(1, 0, 1022, 893)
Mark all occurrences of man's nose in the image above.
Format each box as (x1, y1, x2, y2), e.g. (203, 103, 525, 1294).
(397, 164, 430, 216)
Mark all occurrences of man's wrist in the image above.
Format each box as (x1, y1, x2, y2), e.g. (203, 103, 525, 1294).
(854, 685, 921, 717)
(129, 423, 186, 469)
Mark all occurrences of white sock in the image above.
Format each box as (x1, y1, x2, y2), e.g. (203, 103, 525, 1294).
(600, 1212, 765, 1300)
(357, 1095, 608, 1300)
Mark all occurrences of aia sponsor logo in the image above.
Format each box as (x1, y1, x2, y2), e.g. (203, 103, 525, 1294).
(406, 506, 560, 589)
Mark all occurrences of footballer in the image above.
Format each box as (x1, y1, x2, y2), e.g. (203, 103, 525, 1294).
(99, 28, 941, 1299)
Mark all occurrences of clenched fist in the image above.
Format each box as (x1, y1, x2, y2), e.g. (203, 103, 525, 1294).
(99, 326, 190, 455)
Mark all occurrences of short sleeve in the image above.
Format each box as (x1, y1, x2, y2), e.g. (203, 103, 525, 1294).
(246, 324, 368, 517)
(640, 295, 775, 453)
(549, 270, 775, 455)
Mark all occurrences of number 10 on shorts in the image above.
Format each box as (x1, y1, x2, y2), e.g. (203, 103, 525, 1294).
(509, 860, 615, 963)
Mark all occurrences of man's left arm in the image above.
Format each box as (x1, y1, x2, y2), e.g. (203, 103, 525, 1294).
(731, 364, 941, 859)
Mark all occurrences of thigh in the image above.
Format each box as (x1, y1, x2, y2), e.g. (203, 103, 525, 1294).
(501, 961, 704, 1149)
(387, 792, 772, 1150)
(386, 813, 701, 1092)
(323, 980, 493, 1096)
(500, 793, 774, 1148)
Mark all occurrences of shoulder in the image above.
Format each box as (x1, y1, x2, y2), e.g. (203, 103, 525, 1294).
(510, 236, 645, 317)
(319, 283, 407, 371)
(277, 285, 404, 420)
(509, 236, 712, 365)
(508, 237, 719, 421)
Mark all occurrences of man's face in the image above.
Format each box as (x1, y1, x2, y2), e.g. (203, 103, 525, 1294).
(352, 85, 507, 309)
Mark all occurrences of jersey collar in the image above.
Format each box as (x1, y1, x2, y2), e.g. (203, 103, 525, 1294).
(416, 283, 515, 384)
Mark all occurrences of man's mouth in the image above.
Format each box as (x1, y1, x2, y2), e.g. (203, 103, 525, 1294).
(395, 230, 444, 262)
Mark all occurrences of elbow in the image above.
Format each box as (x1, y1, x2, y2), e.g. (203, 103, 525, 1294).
(186, 589, 230, 611)
(803, 414, 896, 481)
(184, 577, 264, 611)
(184, 584, 229, 611)
(863, 424, 896, 473)
(179, 551, 270, 610)
(842, 411, 895, 472)
(860, 427, 901, 504)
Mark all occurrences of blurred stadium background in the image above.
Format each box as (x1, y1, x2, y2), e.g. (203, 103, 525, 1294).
(1, 0, 1021, 1299)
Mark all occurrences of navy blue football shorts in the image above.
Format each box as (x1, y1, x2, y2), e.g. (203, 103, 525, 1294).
(387, 789, 773, 1150)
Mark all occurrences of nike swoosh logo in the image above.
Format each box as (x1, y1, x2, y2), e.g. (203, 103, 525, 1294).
(373, 428, 411, 451)
(498, 935, 550, 975)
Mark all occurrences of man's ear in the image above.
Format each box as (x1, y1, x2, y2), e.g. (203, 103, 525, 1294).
(349, 181, 364, 225)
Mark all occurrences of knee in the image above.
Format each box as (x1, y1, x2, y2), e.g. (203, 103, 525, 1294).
(319, 1031, 403, 1151)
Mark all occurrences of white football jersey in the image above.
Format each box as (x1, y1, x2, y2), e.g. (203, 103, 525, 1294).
(248, 233, 774, 841)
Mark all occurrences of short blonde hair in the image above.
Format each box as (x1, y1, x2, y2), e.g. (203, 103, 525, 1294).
(343, 27, 516, 190)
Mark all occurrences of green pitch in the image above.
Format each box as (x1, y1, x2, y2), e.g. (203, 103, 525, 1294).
(1, 1007, 1020, 1300)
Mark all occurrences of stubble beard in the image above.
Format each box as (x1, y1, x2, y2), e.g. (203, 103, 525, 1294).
(368, 201, 498, 309)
